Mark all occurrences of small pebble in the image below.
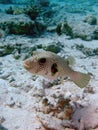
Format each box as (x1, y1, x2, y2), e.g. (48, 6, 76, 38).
(16, 102, 22, 108)
(6, 97, 15, 107)
(0, 116, 5, 124)
(0, 72, 11, 79)
(42, 98, 49, 106)
(84, 86, 95, 94)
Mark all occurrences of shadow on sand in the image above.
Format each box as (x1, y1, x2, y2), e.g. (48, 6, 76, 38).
(0, 125, 8, 130)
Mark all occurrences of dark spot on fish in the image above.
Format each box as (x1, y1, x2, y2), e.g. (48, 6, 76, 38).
(51, 63, 58, 76)
(38, 58, 46, 64)
(78, 119, 80, 122)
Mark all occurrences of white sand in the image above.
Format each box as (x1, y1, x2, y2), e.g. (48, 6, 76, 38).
(0, 34, 98, 130)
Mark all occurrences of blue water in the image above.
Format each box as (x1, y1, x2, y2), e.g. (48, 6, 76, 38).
(0, 0, 98, 40)
(0, 0, 98, 16)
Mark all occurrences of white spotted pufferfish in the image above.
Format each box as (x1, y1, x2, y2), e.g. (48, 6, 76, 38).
(23, 50, 91, 88)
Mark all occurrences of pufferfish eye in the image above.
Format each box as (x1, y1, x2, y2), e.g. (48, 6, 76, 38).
(38, 58, 46, 64)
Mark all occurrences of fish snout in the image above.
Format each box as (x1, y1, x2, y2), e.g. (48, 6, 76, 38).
(23, 61, 31, 70)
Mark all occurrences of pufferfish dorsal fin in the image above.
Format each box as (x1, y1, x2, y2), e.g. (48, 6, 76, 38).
(33, 50, 45, 56)
(33, 51, 41, 56)
(65, 56, 75, 67)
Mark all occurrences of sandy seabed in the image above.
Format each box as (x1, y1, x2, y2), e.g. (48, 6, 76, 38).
(0, 34, 98, 130)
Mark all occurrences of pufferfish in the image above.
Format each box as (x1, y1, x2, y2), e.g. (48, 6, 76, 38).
(23, 50, 90, 88)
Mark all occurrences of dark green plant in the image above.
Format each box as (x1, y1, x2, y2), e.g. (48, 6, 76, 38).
(23, 5, 40, 20)
(75, 44, 98, 56)
(0, 125, 7, 130)
(93, 28, 98, 40)
(5, 6, 14, 14)
(56, 22, 73, 37)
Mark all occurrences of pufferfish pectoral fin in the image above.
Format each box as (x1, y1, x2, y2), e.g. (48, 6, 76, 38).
(70, 71, 91, 88)
(65, 56, 75, 67)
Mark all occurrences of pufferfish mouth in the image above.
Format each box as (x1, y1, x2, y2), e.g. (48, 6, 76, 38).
(23, 62, 31, 70)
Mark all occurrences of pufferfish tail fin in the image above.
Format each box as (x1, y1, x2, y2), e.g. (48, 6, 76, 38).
(70, 71, 91, 88)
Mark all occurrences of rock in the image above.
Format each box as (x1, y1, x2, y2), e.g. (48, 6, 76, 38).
(0, 44, 15, 56)
(0, 42, 38, 57)
(43, 43, 62, 53)
(0, 72, 11, 80)
(5, 6, 14, 14)
(72, 22, 95, 40)
(47, 26, 57, 32)
(13, 51, 21, 59)
(72, 102, 98, 129)
(93, 26, 98, 39)
(0, 0, 11, 4)
(13, 7, 23, 15)
(38, 0, 50, 7)
(23, 5, 40, 20)
(6, 97, 15, 107)
(0, 13, 35, 35)
(84, 15, 97, 25)
(34, 21, 46, 34)
(0, 29, 5, 38)
(5, 6, 23, 15)
(22, 42, 62, 57)
(72, 22, 98, 40)
(0, 125, 7, 130)
(0, 13, 46, 35)
(38, 115, 65, 130)
(75, 44, 98, 56)
(56, 22, 73, 37)
(0, 116, 5, 124)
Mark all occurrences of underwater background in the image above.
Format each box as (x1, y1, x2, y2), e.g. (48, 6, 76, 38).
(0, 0, 98, 130)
